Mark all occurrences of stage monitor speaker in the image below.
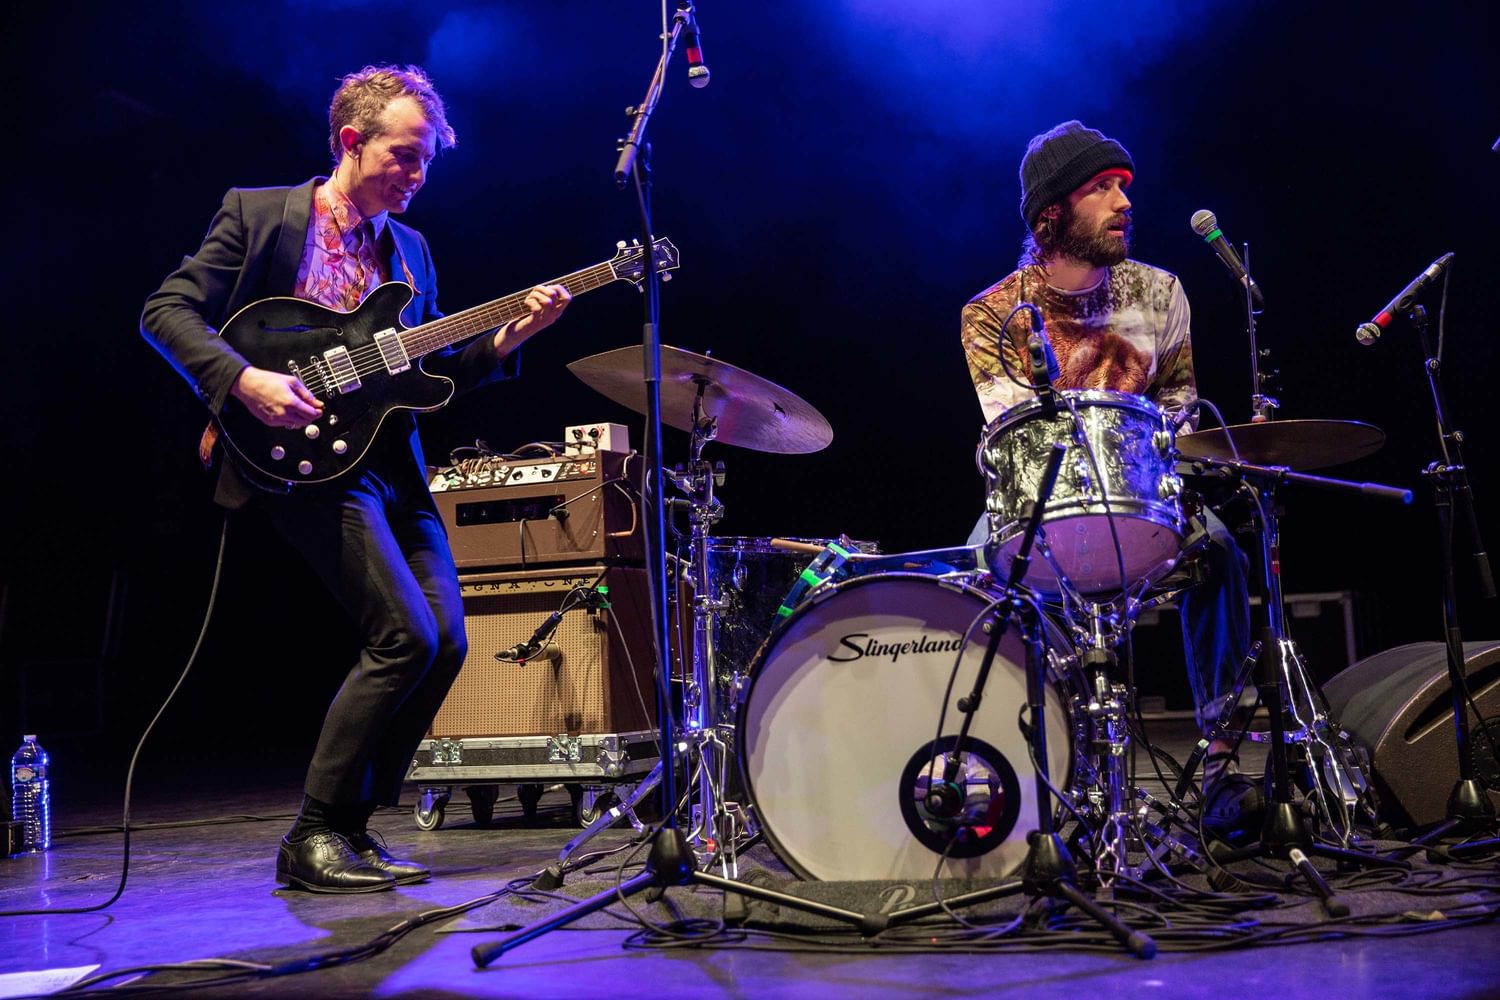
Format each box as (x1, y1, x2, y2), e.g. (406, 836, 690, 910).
(431, 564, 673, 739)
(1323, 640, 1500, 827)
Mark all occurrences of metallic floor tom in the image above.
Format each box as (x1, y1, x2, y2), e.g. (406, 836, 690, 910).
(702, 537, 873, 721)
(738, 573, 1071, 881)
(977, 389, 1183, 595)
(705, 537, 836, 684)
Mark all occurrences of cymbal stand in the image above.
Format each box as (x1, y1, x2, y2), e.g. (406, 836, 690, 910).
(1202, 461, 1411, 915)
(675, 381, 758, 867)
(555, 384, 754, 875)
(1234, 471, 1388, 845)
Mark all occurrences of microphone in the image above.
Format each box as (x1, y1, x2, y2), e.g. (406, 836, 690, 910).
(494, 585, 610, 663)
(1190, 210, 1265, 311)
(1169, 402, 1199, 434)
(495, 640, 561, 664)
(1023, 306, 1057, 416)
(496, 609, 567, 664)
(1354, 252, 1455, 346)
(684, 8, 710, 88)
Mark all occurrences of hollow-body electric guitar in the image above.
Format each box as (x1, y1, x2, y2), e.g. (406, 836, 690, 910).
(213, 238, 679, 491)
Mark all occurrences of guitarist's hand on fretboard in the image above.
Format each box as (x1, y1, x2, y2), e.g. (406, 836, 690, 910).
(230, 366, 325, 429)
(493, 283, 572, 359)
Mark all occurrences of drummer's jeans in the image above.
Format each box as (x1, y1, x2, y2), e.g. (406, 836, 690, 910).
(1177, 509, 1254, 731)
(967, 509, 1252, 733)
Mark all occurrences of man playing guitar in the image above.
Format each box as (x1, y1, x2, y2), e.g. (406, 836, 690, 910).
(142, 64, 570, 893)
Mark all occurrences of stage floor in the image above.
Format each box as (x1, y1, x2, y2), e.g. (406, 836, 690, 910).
(4, 720, 1499, 1000)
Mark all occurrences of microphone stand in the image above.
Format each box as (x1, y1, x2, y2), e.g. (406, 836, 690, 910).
(1399, 304, 1500, 844)
(1241, 241, 1276, 423)
(888, 443, 1157, 959)
(470, 5, 919, 964)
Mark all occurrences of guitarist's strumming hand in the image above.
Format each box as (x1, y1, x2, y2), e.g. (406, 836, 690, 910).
(493, 283, 571, 359)
(230, 366, 326, 429)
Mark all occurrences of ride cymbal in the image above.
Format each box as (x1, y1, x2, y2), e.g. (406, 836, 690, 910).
(567, 345, 833, 454)
(1177, 419, 1384, 470)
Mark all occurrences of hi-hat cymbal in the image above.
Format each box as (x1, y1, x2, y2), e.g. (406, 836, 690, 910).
(1177, 419, 1384, 471)
(566, 345, 833, 454)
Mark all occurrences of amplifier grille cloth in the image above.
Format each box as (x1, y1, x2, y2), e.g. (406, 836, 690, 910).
(432, 581, 613, 737)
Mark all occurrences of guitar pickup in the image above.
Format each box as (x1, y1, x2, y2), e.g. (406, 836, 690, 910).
(374, 329, 412, 375)
(322, 346, 361, 394)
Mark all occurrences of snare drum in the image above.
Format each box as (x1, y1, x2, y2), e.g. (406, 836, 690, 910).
(738, 573, 1071, 881)
(976, 389, 1183, 595)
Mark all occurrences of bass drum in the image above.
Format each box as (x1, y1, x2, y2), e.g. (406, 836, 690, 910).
(738, 573, 1071, 882)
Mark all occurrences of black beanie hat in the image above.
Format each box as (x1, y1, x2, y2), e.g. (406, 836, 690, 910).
(1019, 120, 1135, 230)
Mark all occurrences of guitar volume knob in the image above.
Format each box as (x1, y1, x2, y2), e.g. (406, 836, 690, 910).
(297, 461, 313, 476)
(304, 424, 320, 439)
(270, 446, 286, 461)
(332, 440, 348, 455)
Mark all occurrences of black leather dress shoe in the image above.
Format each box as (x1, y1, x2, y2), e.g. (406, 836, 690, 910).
(347, 832, 432, 885)
(275, 832, 396, 894)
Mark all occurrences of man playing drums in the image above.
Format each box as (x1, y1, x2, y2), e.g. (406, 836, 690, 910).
(961, 121, 1259, 839)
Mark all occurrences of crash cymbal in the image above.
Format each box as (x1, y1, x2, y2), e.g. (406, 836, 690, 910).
(567, 345, 833, 454)
(1176, 419, 1384, 471)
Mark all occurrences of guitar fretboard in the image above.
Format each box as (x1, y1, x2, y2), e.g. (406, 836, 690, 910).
(399, 261, 622, 359)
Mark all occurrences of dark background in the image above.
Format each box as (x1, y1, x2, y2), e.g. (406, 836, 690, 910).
(2, 2, 1495, 781)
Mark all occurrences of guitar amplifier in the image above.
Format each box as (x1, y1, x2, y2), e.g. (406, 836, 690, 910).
(430, 449, 643, 569)
(431, 564, 670, 738)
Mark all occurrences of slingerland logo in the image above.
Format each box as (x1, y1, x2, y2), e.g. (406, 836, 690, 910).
(827, 632, 966, 663)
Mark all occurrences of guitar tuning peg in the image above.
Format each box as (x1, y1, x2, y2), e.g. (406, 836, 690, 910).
(632, 238, 641, 246)
(661, 273, 672, 282)
(617, 240, 627, 250)
(635, 282, 645, 294)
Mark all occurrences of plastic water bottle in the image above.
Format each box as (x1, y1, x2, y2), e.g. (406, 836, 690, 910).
(10, 735, 50, 853)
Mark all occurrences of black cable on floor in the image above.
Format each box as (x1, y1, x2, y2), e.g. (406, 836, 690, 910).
(0, 517, 230, 919)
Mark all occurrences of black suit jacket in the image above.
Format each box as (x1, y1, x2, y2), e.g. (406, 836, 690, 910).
(142, 178, 517, 507)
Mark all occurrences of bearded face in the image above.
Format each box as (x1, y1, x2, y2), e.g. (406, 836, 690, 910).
(1048, 199, 1132, 267)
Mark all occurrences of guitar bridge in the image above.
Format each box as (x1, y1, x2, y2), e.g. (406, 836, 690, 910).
(374, 328, 412, 375)
(322, 345, 361, 394)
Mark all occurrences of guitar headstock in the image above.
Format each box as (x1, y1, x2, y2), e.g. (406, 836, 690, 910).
(609, 237, 681, 288)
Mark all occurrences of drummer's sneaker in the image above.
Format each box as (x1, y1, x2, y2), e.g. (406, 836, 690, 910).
(1201, 749, 1266, 845)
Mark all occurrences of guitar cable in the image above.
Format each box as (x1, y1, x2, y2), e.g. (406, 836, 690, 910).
(0, 516, 230, 918)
